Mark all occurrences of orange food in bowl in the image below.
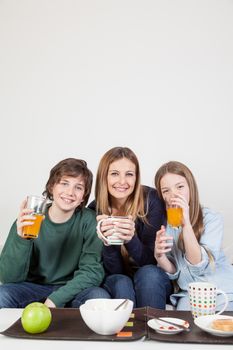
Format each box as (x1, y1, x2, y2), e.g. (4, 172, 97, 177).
(211, 319, 233, 332)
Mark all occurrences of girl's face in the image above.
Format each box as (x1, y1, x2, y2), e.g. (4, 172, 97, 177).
(160, 173, 190, 205)
(107, 158, 136, 202)
(51, 175, 85, 214)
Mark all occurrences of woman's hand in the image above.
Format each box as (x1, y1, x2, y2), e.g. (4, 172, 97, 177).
(96, 214, 112, 238)
(96, 215, 135, 244)
(154, 225, 173, 259)
(96, 215, 113, 244)
(16, 199, 35, 238)
(114, 215, 135, 243)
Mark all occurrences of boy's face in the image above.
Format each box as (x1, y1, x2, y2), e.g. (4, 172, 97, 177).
(51, 175, 85, 214)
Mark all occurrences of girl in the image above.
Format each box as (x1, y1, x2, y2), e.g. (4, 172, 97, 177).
(154, 160, 233, 310)
(89, 147, 172, 309)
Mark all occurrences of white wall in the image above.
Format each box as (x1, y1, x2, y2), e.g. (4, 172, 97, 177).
(0, 0, 233, 260)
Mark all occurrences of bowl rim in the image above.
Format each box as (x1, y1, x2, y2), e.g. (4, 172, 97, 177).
(80, 298, 133, 312)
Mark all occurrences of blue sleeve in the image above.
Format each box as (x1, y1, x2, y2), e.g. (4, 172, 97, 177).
(99, 187, 166, 273)
(200, 208, 224, 261)
(125, 187, 166, 266)
(102, 245, 125, 274)
(165, 208, 224, 284)
(88, 200, 125, 274)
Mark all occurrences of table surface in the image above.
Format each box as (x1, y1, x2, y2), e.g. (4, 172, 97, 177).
(0, 308, 229, 350)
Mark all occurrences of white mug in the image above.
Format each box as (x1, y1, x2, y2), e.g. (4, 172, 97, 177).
(96, 216, 127, 245)
(188, 282, 228, 318)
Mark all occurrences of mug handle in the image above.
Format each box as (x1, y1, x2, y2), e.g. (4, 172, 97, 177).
(215, 289, 228, 315)
(96, 218, 110, 245)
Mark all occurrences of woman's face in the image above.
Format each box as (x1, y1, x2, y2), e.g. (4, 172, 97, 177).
(160, 172, 190, 205)
(107, 158, 136, 202)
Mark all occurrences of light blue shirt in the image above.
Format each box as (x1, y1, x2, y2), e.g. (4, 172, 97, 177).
(164, 207, 233, 307)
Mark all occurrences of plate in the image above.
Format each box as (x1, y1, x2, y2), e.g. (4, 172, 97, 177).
(194, 315, 233, 337)
(147, 317, 189, 335)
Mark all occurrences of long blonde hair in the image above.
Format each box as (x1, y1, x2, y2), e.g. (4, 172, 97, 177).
(95, 147, 146, 221)
(154, 161, 204, 249)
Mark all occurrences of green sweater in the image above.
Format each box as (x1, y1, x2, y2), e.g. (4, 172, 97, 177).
(0, 207, 104, 307)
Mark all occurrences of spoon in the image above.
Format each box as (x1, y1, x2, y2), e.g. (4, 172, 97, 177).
(114, 299, 128, 311)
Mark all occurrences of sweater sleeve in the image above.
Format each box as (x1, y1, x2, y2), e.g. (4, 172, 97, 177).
(102, 245, 125, 274)
(90, 188, 166, 273)
(0, 221, 33, 283)
(125, 187, 166, 266)
(48, 216, 105, 307)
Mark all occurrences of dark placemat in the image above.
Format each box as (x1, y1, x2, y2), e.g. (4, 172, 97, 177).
(146, 307, 233, 345)
(2, 307, 233, 344)
(1, 307, 147, 341)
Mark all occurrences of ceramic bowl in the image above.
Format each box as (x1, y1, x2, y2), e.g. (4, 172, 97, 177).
(80, 298, 133, 335)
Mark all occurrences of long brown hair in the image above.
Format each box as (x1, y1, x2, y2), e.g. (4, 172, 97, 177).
(43, 158, 93, 209)
(154, 161, 204, 248)
(95, 147, 146, 220)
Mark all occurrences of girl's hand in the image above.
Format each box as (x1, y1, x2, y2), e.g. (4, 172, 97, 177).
(16, 199, 35, 238)
(154, 225, 173, 259)
(170, 195, 191, 227)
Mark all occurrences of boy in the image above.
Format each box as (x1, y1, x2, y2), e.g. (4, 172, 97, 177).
(0, 158, 105, 308)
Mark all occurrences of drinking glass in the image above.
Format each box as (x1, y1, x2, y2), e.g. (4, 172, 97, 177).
(166, 205, 183, 228)
(22, 195, 47, 239)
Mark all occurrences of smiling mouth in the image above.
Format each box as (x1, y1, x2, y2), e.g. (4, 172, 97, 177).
(114, 187, 128, 192)
(61, 197, 74, 204)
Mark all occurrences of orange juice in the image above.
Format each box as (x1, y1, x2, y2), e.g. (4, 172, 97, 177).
(22, 214, 44, 239)
(167, 207, 183, 227)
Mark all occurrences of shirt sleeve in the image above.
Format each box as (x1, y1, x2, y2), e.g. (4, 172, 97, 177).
(200, 208, 224, 261)
(0, 221, 34, 283)
(102, 187, 166, 272)
(166, 246, 210, 281)
(165, 209, 224, 284)
(102, 245, 125, 274)
(124, 187, 166, 266)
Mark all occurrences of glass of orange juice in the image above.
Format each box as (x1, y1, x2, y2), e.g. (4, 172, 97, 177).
(166, 205, 183, 228)
(22, 195, 47, 239)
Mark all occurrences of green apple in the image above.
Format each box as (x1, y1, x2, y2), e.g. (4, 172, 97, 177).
(21, 302, 52, 334)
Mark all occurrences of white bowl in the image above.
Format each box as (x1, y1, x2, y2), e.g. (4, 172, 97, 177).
(194, 315, 233, 337)
(80, 298, 133, 335)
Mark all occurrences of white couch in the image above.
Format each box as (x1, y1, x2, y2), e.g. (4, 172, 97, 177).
(0, 244, 2, 285)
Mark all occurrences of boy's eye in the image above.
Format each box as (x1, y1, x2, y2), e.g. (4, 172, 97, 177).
(162, 189, 168, 194)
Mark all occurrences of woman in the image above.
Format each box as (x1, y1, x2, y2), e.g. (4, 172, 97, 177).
(89, 147, 172, 309)
(154, 160, 233, 310)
